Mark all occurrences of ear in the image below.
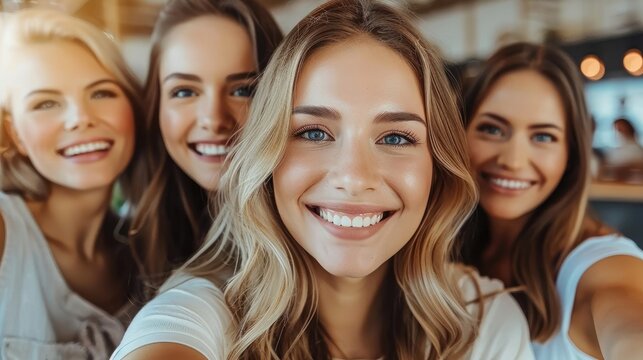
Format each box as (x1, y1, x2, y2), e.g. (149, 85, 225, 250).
(3, 114, 27, 156)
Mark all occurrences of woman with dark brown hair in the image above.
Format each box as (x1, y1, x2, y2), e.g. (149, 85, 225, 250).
(460, 42, 643, 359)
(128, 0, 282, 289)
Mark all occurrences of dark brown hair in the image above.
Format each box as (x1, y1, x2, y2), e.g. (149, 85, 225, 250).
(460, 42, 600, 341)
(128, 0, 283, 290)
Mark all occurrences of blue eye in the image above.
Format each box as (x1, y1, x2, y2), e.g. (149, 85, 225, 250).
(299, 129, 330, 141)
(379, 134, 410, 146)
(533, 133, 556, 143)
(171, 88, 198, 98)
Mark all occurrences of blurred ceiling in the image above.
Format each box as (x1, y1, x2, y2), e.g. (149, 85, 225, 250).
(1, 0, 479, 38)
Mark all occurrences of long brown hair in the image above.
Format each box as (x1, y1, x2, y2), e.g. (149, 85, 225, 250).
(128, 0, 283, 289)
(169, 0, 479, 358)
(460, 42, 599, 341)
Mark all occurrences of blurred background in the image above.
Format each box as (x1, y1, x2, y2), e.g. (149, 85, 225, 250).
(2, 0, 642, 241)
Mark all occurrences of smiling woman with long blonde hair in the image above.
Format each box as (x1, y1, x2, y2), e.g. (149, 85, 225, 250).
(112, 1, 533, 359)
(0, 8, 144, 359)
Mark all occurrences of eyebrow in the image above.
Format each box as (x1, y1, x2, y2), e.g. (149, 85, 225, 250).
(162, 71, 258, 85)
(479, 112, 564, 132)
(374, 111, 426, 126)
(226, 71, 257, 81)
(292, 105, 426, 126)
(162, 72, 202, 84)
(24, 79, 120, 99)
(292, 105, 340, 120)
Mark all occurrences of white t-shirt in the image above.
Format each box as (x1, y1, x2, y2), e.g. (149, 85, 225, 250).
(112, 268, 533, 360)
(531, 234, 643, 360)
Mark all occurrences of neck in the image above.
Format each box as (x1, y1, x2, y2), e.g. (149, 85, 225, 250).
(27, 185, 113, 260)
(317, 262, 389, 359)
(482, 215, 529, 284)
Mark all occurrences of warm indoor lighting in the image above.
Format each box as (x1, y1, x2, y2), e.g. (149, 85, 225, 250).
(580, 55, 605, 81)
(623, 49, 643, 76)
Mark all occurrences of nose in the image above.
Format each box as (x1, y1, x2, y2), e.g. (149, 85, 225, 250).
(196, 91, 236, 133)
(63, 100, 95, 131)
(497, 135, 529, 170)
(328, 137, 380, 196)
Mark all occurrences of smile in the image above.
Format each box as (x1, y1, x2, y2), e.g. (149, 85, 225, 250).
(483, 173, 535, 190)
(59, 140, 113, 158)
(308, 205, 393, 229)
(189, 142, 231, 157)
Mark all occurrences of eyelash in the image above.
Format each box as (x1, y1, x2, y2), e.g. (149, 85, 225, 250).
(532, 133, 557, 143)
(293, 125, 334, 142)
(31, 89, 117, 111)
(377, 130, 419, 147)
(229, 82, 257, 98)
(170, 87, 200, 98)
(91, 89, 118, 99)
(476, 123, 558, 144)
(476, 123, 504, 137)
(292, 126, 419, 147)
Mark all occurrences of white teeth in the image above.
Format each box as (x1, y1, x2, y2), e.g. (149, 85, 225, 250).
(194, 143, 230, 156)
(62, 141, 111, 157)
(489, 177, 531, 190)
(316, 207, 385, 228)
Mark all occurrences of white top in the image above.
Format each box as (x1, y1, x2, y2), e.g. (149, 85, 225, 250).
(531, 234, 643, 360)
(0, 192, 134, 360)
(112, 268, 534, 360)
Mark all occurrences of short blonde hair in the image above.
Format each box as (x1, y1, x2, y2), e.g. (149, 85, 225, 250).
(0, 8, 143, 200)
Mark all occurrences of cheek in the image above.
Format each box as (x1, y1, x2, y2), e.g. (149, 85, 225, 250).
(159, 103, 194, 143)
(467, 138, 493, 169)
(230, 103, 250, 127)
(14, 120, 58, 156)
(540, 146, 568, 185)
(384, 154, 432, 209)
(273, 147, 322, 204)
(105, 101, 136, 139)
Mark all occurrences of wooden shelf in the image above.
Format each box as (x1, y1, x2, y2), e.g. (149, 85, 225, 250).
(589, 182, 643, 202)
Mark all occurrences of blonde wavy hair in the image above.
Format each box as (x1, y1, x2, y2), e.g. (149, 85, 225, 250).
(0, 8, 144, 201)
(169, 0, 479, 358)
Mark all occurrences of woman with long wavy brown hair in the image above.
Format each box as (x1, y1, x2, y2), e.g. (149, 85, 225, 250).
(127, 0, 282, 289)
(460, 42, 643, 359)
(113, 1, 533, 359)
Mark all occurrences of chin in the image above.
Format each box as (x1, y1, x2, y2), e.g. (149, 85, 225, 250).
(317, 258, 382, 279)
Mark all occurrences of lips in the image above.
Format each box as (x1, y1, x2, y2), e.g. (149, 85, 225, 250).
(58, 140, 113, 158)
(188, 141, 231, 157)
(307, 205, 394, 228)
(481, 172, 536, 191)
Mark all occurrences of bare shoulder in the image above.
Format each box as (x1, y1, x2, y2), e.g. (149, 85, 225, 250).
(122, 343, 207, 360)
(578, 254, 643, 298)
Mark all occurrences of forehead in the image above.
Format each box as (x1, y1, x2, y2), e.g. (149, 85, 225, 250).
(476, 70, 566, 128)
(293, 36, 425, 117)
(7, 40, 113, 94)
(159, 15, 255, 76)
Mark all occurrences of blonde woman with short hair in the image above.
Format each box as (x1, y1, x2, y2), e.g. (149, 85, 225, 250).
(113, 1, 534, 359)
(0, 9, 144, 358)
